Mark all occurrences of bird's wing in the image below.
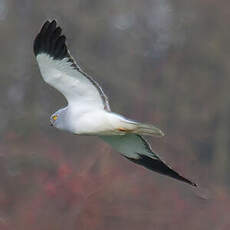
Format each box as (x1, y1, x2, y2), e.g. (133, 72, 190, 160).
(33, 20, 110, 111)
(101, 134, 197, 187)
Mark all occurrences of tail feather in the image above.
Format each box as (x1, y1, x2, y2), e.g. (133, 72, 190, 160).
(120, 120, 164, 137)
(133, 122, 165, 137)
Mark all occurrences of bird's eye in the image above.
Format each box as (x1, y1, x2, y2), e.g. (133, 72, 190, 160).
(52, 115, 58, 121)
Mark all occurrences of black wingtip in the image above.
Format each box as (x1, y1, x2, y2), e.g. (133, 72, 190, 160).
(33, 19, 68, 60)
(125, 154, 197, 187)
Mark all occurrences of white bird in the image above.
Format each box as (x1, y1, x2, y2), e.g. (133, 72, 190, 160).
(34, 20, 197, 187)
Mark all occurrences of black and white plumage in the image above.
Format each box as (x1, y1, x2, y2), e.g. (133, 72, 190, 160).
(33, 20, 197, 187)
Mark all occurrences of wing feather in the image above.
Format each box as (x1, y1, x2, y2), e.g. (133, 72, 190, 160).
(33, 20, 110, 111)
(101, 134, 197, 187)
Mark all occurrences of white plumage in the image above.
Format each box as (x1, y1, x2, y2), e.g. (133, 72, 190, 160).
(33, 19, 197, 187)
(37, 53, 106, 110)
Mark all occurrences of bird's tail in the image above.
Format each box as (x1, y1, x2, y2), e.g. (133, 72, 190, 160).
(118, 120, 164, 137)
(132, 122, 164, 137)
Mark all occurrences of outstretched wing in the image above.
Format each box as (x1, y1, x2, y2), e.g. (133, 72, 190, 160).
(33, 20, 110, 111)
(101, 134, 197, 187)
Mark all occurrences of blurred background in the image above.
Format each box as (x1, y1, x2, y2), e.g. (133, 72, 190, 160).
(0, 0, 230, 229)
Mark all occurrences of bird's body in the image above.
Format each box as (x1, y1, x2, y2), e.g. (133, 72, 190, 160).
(53, 106, 135, 135)
(34, 20, 197, 187)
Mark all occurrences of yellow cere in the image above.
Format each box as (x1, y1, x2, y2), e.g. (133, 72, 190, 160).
(52, 115, 58, 121)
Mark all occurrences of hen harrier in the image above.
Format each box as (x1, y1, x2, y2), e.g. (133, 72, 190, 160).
(34, 20, 197, 187)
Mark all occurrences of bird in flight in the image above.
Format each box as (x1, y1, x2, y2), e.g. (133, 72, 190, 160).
(33, 20, 197, 187)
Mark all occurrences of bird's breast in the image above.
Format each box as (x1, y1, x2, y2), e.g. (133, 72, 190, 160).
(70, 110, 123, 135)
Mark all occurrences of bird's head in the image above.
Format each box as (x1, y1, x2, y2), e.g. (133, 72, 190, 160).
(50, 108, 66, 129)
(50, 112, 59, 127)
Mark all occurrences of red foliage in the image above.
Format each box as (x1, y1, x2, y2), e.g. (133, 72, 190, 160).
(1, 130, 230, 230)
